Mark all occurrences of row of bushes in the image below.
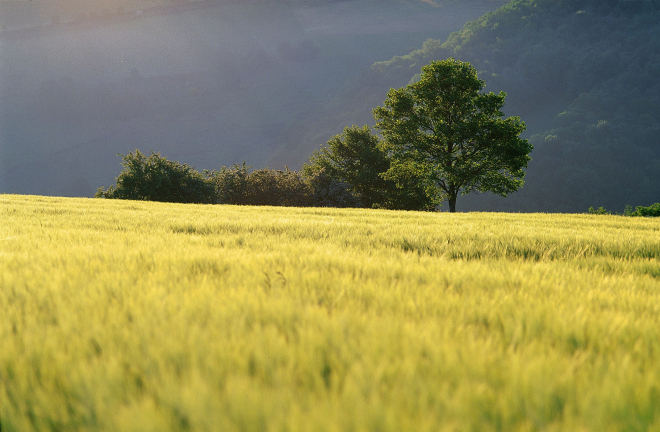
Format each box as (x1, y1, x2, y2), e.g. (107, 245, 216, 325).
(96, 124, 440, 211)
(95, 150, 360, 208)
(588, 203, 660, 217)
(97, 150, 659, 215)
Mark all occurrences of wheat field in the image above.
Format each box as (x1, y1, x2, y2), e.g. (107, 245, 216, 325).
(1, 194, 659, 431)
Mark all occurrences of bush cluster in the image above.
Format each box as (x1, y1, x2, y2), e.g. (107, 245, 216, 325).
(96, 55, 528, 213)
(625, 203, 660, 217)
(588, 203, 660, 217)
(208, 162, 358, 207)
(94, 150, 216, 204)
(96, 150, 358, 208)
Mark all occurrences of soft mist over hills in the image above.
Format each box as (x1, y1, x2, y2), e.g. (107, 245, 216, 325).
(290, 0, 660, 212)
(2, 0, 658, 213)
(377, 0, 660, 212)
(0, 0, 506, 198)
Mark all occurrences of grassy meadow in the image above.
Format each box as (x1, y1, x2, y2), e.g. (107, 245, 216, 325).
(1, 193, 660, 432)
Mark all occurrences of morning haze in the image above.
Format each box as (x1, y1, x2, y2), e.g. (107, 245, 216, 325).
(0, 0, 507, 198)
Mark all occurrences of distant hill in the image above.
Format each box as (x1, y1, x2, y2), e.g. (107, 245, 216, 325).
(444, 0, 660, 212)
(288, 0, 659, 212)
(0, 0, 506, 197)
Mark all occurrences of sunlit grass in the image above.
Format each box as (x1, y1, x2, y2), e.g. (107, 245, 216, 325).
(1, 194, 659, 431)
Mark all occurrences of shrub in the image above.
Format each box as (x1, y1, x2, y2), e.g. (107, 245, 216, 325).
(588, 204, 660, 217)
(630, 203, 660, 217)
(207, 163, 250, 205)
(243, 167, 314, 207)
(588, 206, 611, 215)
(304, 168, 361, 208)
(208, 164, 356, 207)
(97, 151, 406, 209)
(95, 150, 216, 204)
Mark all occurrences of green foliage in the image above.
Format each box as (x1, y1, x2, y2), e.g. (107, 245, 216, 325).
(623, 204, 635, 216)
(588, 203, 660, 216)
(98, 152, 366, 208)
(304, 126, 386, 208)
(370, 0, 660, 212)
(209, 163, 358, 208)
(371, 38, 445, 76)
(629, 202, 660, 217)
(95, 150, 216, 204)
(588, 206, 611, 215)
(303, 125, 436, 211)
(207, 162, 251, 205)
(303, 168, 361, 208)
(374, 58, 531, 212)
(242, 167, 313, 207)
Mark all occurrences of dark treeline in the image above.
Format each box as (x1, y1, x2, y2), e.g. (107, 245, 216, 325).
(95, 139, 435, 210)
(96, 150, 386, 209)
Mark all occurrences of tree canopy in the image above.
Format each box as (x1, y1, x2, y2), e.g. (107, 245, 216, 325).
(303, 125, 437, 211)
(96, 150, 358, 208)
(368, 0, 660, 212)
(95, 150, 216, 204)
(373, 58, 531, 212)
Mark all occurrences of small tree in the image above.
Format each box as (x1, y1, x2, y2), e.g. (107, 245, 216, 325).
(374, 58, 532, 212)
(303, 125, 436, 211)
(207, 162, 251, 205)
(304, 125, 388, 208)
(95, 150, 216, 203)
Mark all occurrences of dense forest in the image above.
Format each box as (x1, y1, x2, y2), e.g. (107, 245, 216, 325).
(300, 0, 659, 212)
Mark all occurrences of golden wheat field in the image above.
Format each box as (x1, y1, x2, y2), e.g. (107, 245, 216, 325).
(1, 194, 660, 432)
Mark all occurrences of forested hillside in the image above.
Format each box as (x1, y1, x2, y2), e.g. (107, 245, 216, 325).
(336, 0, 660, 212)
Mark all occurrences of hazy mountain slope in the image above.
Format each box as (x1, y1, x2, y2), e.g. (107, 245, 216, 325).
(0, 0, 506, 197)
(323, 0, 659, 212)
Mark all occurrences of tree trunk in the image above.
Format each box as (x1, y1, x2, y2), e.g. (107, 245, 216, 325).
(448, 194, 457, 213)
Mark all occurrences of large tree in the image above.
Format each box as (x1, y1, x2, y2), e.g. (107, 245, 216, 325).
(373, 58, 532, 212)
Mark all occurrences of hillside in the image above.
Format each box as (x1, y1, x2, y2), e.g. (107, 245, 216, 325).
(442, 0, 660, 212)
(0, 0, 507, 198)
(293, 0, 659, 212)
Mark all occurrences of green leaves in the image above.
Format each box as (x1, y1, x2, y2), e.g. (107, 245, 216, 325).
(95, 150, 217, 204)
(303, 125, 437, 211)
(374, 58, 532, 212)
(304, 125, 387, 208)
